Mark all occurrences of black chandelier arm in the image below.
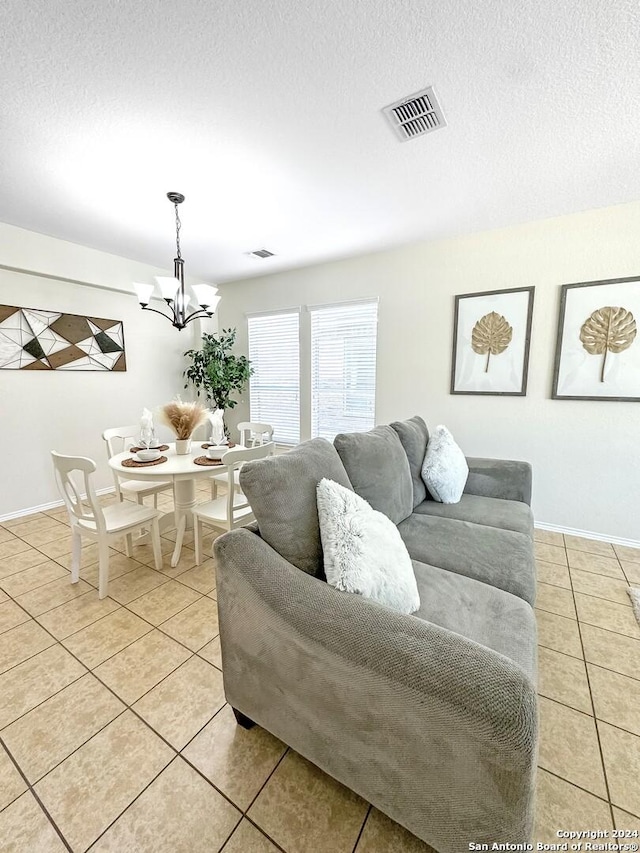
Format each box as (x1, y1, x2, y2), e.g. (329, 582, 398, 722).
(139, 302, 213, 330)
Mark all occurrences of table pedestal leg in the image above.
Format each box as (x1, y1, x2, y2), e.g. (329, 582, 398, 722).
(171, 480, 197, 567)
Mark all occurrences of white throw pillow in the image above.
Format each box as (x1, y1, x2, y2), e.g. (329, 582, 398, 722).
(421, 425, 469, 504)
(316, 478, 420, 615)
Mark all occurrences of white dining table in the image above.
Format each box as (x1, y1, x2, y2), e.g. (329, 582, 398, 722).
(108, 442, 240, 567)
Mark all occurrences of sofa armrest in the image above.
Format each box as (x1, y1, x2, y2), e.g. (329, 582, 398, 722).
(465, 457, 532, 505)
(214, 528, 536, 849)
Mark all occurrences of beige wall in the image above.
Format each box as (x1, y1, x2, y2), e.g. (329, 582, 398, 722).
(218, 201, 640, 544)
(0, 223, 214, 518)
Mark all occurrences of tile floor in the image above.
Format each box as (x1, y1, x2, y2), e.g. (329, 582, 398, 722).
(0, 492, 639, 851)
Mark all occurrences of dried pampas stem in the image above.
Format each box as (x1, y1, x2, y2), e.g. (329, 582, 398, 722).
(159, 400, 208, 440)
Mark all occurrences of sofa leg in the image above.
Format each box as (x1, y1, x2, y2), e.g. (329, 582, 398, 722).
(232, 707, 256, 729)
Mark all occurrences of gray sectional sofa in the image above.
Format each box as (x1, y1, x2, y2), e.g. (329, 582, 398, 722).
(214, 416, 537, 853)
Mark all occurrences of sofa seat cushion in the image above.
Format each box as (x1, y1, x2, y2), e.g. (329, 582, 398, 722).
(398, 514, 536, 605)
(334, 425, 413, 524)
(412, 560, 536, 681)
(390, 415, 429, 508)
(413, 493, 534, 538)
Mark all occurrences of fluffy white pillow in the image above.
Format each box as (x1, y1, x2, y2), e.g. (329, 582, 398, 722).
(421, 425, 469, 504)
(316, 478, 420, 615)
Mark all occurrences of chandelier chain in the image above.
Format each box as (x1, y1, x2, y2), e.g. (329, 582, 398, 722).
(174, 202, 182, 260)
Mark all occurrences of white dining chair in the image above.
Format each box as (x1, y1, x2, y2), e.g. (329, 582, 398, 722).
(192, 442, 275, 565)
(51, 452, 163, 599)
(208, 421, 275, 499)
(102, 425, 172, 508)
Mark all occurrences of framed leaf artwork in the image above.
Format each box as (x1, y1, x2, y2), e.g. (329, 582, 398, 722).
(450, 286, 535, 395)
(552, 276, 640, 401)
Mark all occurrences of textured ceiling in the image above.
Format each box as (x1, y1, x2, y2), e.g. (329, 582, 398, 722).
(2, 0, 640, 283)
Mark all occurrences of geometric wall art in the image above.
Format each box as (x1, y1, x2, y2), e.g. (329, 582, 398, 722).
(0, 305, 126, 371)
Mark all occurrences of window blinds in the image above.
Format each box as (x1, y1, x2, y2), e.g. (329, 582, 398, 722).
(247, 311, 300, 445)
(310, 300, 378, 441)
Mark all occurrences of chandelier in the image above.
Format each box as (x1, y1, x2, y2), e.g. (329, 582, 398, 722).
(133, 192, 220, 331)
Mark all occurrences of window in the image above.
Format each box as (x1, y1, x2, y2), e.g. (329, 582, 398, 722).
(310, 299, 378, 440)
(247, 310, 300, 445)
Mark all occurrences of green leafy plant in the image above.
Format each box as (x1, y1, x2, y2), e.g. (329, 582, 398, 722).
(183, 329, 253, 411)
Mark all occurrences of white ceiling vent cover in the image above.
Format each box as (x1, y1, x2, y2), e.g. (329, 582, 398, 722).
(383, 86, 446, 142)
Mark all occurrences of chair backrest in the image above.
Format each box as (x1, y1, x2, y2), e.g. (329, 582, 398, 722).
(102, 425, 139, 458)
(220, 442, 275, 528)
(51, 451, 106, 534)
(238, 421, 274, 447)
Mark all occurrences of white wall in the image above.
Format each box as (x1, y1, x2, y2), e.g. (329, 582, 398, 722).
(218, 201, 640, 543)
(0, 222, 215, 518)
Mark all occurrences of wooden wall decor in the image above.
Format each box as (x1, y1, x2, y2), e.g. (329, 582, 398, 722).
(0, 305, 126, 371)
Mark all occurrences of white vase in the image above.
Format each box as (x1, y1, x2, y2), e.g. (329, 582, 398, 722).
(175, 438, 192, 455)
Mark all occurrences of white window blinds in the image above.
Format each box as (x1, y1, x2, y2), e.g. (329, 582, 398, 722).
(310, 300, 378, 441)
(247, 311, 300, 445)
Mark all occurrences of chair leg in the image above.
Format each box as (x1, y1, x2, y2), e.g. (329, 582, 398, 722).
(232, 707, 255, 729)
(98, 540, 110, 599)
(211, 479, 218, 499)
(150, 519, 163, 572)
(70, 530, 82, 583)
(193, 515, 202, 566)
(153, 493, 158, 509)
(124, 533, 133, 557)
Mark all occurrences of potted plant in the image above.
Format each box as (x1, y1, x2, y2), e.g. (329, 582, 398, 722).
(159, 399, 208, 454)
(183, 329, 253, 434)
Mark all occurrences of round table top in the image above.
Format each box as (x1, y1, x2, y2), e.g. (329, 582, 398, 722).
(108, 443, 241, 481)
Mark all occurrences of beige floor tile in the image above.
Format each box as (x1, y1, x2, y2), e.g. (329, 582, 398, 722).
(0, 792, 67, 852)
(0, 538, 35, 559)
(0, 644, 86, 728)
(126, 579, 201, 624)
(534, 768, 612, 843)
(599, 721, 640, 816)
(62, 607, 152, 669)
(106, 566, 169, 604)
(90, 756, 241, 852)
(0, 620, 55, 675)
(7, 516, 62, 537)
(537, 646, 592, 713)
(615, 545, 640, 564)
(588, 664, 640, 736)
(16, 575, 93, 617)
(248, 750, 368, 853)
(163, 527, 195, 544)
(82, 554, 146, 588)
(94, 629, 191, 704)
(198, 635, 222, 669)
(128, 538, 177, 567)
(537, 559, 571, 589)
(35, 711, 173, 852)
(19, 521, 69, 548)
(564, 535, 616, 558)
(0, 744, 27, 810)
(536, 582, 576, 619)
(2, 673, 125, 782)
(0, 549, 55, 579)
(535, 542, 568, 566)
(55, 543, 117, 571)
(538, 697, 607, 798)
(222, 819, 280, 853)
(581, 624, 640, 681)
(356, 808, 437, 852)
(0, 588, 7, 603)
(184, 704, 287, 809)
(622, 563, 640, 585)
(174, 559, 217, 594)
(575, 593, 640, 640)
(534, 529, 564, 547)
(133, 656, 224, 749)
(0, 526, 17, 543)
(42, 509, 70, 526)
(160, 596, 219, 651)
(0, 560, 68, 597)
(35, 535, 74, 559)
(567, 549, 626, 579)
(570, 569, 632, 607)
(0, 600, 30, 634)
(2, 513, 49, 529)
(37, 591, 120, 640)
(156, 549, 199, 577)
(613, 807, 640, 829)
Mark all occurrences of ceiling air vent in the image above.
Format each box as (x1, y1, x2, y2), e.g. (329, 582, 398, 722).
(249, 248, 275, 259)
(383, 86, 446, 142)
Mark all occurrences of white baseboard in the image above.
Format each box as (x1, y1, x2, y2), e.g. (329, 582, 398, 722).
(535, 521, 640, 551)
(0, 487, 116, 524)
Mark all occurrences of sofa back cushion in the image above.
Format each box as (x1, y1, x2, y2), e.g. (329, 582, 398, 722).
(239, 438, 353, 578)
(390, 416, 430, 508)
(333, 425, 413, 524)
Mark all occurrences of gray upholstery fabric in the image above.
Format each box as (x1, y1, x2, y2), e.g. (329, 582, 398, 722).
(414, 492, 534, 538)
(215, 528, 537, 852)
(413, 560, 536, 681)
(398, 514, 536, 605)
(390, 416, 430, 508)
(238, 438, 353, 578)
(334, 425, 413, 524)
(465, 457, 533, 506)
